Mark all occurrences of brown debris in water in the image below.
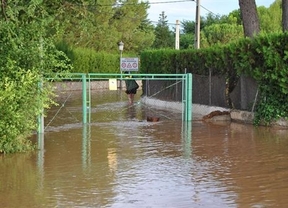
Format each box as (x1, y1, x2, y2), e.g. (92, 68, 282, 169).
(202, 110, 230, 120)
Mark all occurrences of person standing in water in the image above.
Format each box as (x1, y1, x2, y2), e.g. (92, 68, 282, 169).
(124, 71, 139, 104)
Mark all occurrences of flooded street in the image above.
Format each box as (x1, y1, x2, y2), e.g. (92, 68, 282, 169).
(1, 90, 288, 208)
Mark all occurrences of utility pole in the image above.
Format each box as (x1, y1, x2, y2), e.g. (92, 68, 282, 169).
(194, 0, 200, 49)
(175, 20, 180, 50)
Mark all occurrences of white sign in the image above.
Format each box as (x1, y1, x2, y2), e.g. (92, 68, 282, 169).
(120, 57, 139, 71)
(109, 79, 117, 91)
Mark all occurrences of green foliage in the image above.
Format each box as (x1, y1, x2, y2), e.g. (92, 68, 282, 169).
(140, 49, 178, 74)
(258, 0, 282, 33)
(179, 33, 194, 49)
(112, 0, 155, 53)
(244, 33, 288, 125)
(140, 46, 226, 76)
(0, 70, 38, 153)
(181, 10, 244, 48)
(254, 87, 288, 126)
(0, 0, 72, 154)
(181, 13, 232, 35)
(152, 11, 174, 49)
(201, 23, 243, 47)
(181, 20, 195, 34)
(71, 47, 120, 73)
(50, 0, 155, 54)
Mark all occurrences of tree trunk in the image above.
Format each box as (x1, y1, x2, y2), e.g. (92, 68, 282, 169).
(283, 0, 288, 31)
(238, 0, 260, 37)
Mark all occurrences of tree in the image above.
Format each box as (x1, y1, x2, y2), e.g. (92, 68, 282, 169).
(283, 0, 288, 31)
(201, 23, 243, 47)
(258, 1, 281, 33)
(228, 9, 243, 25)
(181, 20, 195, 35)
(180, 33, 194, 49)
(200, 12, 244, 47)
(48, 0, 154, 54)
(238, 0, 260, 37)
(181, 13, 225, 35)
(152, 11, 174, 49)
(181, 11, 243, 48)
(110, 0, 155, 53)
(49, 0, 118, 51)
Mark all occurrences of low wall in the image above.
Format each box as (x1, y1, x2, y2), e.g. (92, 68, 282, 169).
(52, 80, 142, 92)
(141, 96, 182, 111)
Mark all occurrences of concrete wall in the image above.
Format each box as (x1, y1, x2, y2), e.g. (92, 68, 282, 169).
(52, 80, 142, 92)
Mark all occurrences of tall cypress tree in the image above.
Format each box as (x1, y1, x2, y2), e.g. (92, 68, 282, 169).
(152, 11, 174, 49)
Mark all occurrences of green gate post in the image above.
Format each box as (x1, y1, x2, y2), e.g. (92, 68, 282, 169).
(37, 80, 44, 134)
(88, 74, 91, 123)
(185, 73, 193, 121)
(37, 109, 44, 134)
(82, 74, 87, 124)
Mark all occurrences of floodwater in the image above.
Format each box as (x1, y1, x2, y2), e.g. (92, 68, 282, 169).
(1, 90, 288, 208)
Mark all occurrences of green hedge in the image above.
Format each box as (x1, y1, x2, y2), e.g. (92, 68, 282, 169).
(70, 48, 119, 73)
(62, 47, 134, 74)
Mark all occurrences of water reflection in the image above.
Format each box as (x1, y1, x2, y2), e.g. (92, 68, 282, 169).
(1, 90, 288, 207)
(82, 124, 91, 171)
(126, 104, 137, 120)
(37, 133, 45, 191)
(182, 121, 192, 158)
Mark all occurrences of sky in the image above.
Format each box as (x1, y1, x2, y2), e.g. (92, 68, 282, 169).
(147, 0, 275, 26)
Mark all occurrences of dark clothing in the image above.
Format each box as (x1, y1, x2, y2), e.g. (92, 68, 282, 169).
(125, 79, 139, 94)
(125, 87, 137, 94)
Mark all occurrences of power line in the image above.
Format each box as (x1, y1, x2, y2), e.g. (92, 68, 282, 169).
(147, 0, 194, 5)
(200, 5, 217, 15)
(94, 0, 194, 7)
(64, 0, 216, 16)
(58, 1, 218, 27)
(148, 0, 218, 24)
(148, 0, 195, 25)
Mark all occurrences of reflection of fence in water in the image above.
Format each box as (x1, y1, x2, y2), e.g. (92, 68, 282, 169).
(45, 91, 181, 130)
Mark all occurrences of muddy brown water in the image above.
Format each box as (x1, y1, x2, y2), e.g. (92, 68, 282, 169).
(1, 90, 288, 208)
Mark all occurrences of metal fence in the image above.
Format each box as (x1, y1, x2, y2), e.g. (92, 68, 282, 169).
(193, 74, 258, 111)
(38, 73, 192, 134)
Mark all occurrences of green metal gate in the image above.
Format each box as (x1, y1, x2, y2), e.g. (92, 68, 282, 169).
(38, 73, 192, 134)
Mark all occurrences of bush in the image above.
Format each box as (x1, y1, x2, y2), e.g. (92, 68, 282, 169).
(0, 4, 71, 153)
(71, 48, 119, 73)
